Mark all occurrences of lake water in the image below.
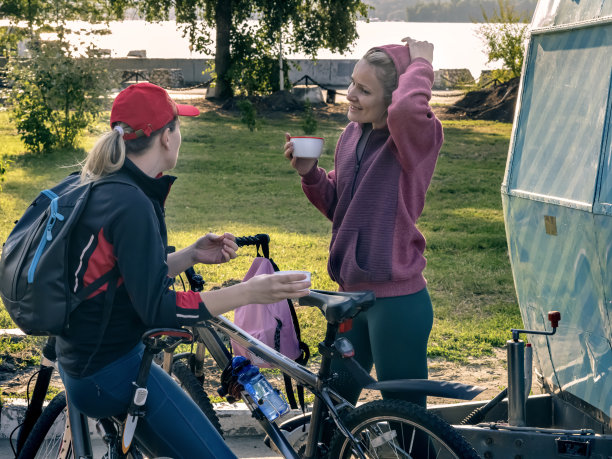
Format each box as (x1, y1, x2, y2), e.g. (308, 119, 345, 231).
(8, 20, 502, 79)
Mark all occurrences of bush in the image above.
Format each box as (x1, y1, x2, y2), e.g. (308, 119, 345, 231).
(7, 39, 114, 153)
(301, 101, 318, 135)
(237, 99, 258, 132)
(0, 157, 11, 191)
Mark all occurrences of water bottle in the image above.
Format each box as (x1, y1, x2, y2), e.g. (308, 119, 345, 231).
(232, 356, 289, 421)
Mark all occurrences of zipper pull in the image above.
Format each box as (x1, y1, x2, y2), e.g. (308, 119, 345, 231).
(46, 222, 54, 241)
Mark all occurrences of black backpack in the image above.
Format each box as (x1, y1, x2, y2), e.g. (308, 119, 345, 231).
(0, 172, 133, 336)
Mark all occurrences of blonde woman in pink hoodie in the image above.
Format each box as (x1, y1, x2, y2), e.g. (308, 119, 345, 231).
(285, 37, 443, 407)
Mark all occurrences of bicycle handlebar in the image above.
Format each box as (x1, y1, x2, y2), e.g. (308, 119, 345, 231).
(235, 233, 270, 248)
(183, 234, 271, 291)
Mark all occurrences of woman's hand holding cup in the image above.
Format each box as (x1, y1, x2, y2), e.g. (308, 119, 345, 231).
(284, 132, 319, 176)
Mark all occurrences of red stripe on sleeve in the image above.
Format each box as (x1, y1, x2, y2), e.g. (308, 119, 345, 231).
(176, 290, 202, 310)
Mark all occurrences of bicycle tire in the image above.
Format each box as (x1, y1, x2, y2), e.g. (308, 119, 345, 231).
(328, 399, 481, 459)
(171, 360, 224, 437)
(17, 391, 71, 459)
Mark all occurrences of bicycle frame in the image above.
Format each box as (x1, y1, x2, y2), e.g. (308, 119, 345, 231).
(180, 291, 485, 459)
(201, 315, 350, 459)
(44, 329, 194, 459)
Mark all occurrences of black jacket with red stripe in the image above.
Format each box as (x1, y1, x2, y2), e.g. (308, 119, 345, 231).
(57, 159, 208, 378)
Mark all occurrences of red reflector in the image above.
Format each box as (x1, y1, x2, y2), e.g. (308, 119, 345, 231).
(342, 349, 355, 358)
(339, 319, 353, 333)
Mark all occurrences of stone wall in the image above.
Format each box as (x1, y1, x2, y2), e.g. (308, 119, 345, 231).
(148, 68, 185, 88)
(0, 57, 481, 90)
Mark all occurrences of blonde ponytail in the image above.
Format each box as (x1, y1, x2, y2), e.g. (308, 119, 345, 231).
(80, 123, 132, 183)
(80, 118, 177, 183)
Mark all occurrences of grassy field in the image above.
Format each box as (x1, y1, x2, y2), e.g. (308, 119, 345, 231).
(0, 105, 521, 375)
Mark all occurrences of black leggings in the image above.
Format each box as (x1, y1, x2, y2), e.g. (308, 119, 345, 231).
(330, 287, 434, 407)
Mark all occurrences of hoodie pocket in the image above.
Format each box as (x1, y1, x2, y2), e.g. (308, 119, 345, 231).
(329, 229, 382, 286)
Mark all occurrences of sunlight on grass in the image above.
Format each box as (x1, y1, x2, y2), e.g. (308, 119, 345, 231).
(449, 207, 504, 223)
(0, 108, 521, 364)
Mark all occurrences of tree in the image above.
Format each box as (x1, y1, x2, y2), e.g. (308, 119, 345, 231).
(115, 0, 370, 100)
(476, 0, 530, 81)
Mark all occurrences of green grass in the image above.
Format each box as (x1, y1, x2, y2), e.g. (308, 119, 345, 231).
(0, 108, 522, 374)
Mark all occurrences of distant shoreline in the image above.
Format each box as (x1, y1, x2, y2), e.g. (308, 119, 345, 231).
(0, 19, 499, 79)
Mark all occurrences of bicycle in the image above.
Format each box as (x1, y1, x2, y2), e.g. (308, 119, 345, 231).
(15, 328, 195, 459)
(9, 236, 268, 457)
(19, 234, 485, 458)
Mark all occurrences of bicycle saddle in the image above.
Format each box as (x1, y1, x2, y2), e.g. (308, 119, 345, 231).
(298, 289, 375, 324)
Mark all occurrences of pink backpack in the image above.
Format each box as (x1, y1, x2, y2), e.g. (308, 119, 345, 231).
(232, 257, 303, 368)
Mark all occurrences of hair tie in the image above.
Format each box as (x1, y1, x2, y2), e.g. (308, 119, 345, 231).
(113, 125, 124, 136)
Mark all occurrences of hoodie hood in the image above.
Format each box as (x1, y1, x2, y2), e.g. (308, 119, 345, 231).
(372, 44, 412, 79)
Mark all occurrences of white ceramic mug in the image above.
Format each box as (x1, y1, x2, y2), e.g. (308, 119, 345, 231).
(290, 136, 324, 158)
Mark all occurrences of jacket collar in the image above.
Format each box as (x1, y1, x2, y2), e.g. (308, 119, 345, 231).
(121, 158, 176, 205)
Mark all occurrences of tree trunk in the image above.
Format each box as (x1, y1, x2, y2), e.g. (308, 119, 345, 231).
(207, 0, 232, 100)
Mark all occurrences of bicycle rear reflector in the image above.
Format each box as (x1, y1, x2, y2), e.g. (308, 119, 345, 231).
(339, 319, 352, 333)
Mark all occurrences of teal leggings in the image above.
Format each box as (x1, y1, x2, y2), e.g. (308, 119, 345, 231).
(330, 288, 433, 407)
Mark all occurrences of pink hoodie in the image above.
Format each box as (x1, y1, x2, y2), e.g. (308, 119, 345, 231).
(300, 44, 443, 298)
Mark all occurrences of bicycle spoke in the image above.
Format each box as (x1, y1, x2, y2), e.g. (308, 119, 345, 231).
(357, 421, 408, 458)
(35, 410, 67, 458)
(330, 400, 479, 459)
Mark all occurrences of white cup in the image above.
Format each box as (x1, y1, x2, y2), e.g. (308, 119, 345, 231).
(274, 270, 311, 283)
(291, 136, 324, 158)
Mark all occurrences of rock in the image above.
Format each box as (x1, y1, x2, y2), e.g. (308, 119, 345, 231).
(434, 69, 475, 90)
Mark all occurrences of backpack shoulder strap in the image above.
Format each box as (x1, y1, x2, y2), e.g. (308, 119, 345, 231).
(93, 174, 138, 189)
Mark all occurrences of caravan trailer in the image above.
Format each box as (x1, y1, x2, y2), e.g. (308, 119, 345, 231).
(433, 0, 612, 457)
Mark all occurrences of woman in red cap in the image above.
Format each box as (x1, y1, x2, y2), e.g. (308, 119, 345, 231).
(58, 82, 310, 458)
(284, 38, 443, 408)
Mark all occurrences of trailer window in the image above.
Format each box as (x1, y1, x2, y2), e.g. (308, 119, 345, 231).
(507, 25, 611, 205)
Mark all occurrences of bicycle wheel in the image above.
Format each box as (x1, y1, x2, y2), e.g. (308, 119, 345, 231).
(328, 399, 481, 459)
(17, 391, 72, 459)
(171, 360, 223, 437)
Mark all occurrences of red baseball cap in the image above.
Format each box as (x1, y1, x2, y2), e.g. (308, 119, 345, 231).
(110, 82, 200, 140)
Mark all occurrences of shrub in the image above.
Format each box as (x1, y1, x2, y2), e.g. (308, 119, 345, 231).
(0, 157, 11, 191)
(237, 99, 258, 132)
(301, 100, 318, 135)
(7, 39, 114, 153)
